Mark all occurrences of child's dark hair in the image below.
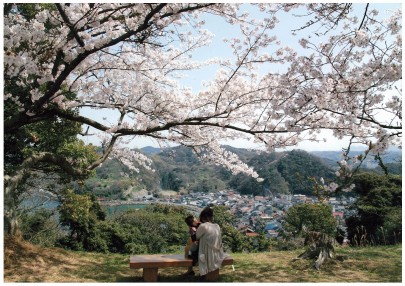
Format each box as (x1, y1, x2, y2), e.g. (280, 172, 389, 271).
(185, 215, 195, 227)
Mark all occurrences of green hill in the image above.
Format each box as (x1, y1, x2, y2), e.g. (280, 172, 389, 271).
(81, 146, 399, 200)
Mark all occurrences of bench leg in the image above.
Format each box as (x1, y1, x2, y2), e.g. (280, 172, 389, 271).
(143, 267, 158, 282)
(205, 268, 220, 281)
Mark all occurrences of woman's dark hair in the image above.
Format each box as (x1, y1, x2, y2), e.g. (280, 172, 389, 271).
(199, 207, 214, 223)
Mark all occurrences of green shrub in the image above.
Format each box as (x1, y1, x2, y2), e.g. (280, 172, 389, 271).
(346, 173, 402, 246)
(57, 236, 84, 251)
(20, 209, 63, 247)
(85, 229, 109, 253)
(125, 243, 148, 254)
(284, 203, 337, 237)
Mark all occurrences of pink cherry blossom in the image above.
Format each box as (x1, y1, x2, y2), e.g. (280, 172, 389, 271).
(4, 3, 401, 180)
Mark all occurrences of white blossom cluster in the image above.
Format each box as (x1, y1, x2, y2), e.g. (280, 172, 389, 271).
(109, 147, 154, 174)
(4, 3, 402, 181)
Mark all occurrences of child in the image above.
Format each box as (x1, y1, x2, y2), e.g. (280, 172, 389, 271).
(184, 215, 201, 275)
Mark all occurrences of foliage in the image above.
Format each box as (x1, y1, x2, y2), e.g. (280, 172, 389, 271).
(4, 3, 402, 238)
(228, 174, 263, 196)
(57, 189, 106, 250)
(109, 204, 191, 254)
(210, 148, 336, 197)
(85, 220, 141, 253)
(283, 203, 337, 238)
(56, 203, 272, 255)
(3, 4, 99, 235)
(264, 165, 290, 194)
(372, 162, 402, 176)
(346, 173, 402, 246)
(4, 2, 401, 188)
(277, 150, 336, 196)
(54, 203, 192, 254)
(211, 205, 238, 226)
(19, 208, 63, 247)
(160, 172, 183, 191)
(268, 236, 306, 251)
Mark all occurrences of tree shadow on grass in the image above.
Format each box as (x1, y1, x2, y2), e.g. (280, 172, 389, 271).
(115, 266, 236, 283)
(115, 271, 202, 283)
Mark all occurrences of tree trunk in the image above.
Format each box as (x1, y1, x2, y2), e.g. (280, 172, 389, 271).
(293, 231, 335, 270)
(4, 169, 29, 236)
(4, 182, 21, 236)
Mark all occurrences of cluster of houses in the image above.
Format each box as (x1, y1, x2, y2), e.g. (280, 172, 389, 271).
(102, 188, 356, 240)
(159, 189, 356, 239)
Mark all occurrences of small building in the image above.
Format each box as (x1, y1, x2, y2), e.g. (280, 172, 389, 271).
(266, 229, 279, 238)
(245, 228, 260, 237)
(264, 221, 280, 231)
(333, 211, 344, 219)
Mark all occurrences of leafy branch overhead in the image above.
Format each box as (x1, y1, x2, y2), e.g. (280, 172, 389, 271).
(5, 3, 401, 175)
(3, 3, 402, 235)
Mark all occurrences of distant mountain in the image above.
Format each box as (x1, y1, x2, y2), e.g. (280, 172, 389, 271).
(311, 149, 402, 169)
(138, 145, 402, 166)
(82, 145, 401, 200)
(140, 146, 161, 155)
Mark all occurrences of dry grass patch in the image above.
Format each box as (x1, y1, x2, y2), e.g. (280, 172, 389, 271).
(4, 236, 104, 282)
(4, 236, 401, 283)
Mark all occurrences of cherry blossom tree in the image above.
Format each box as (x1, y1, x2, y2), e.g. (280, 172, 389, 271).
(4, 3, 402, 235)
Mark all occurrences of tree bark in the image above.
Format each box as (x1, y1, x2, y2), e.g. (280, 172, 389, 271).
(293, 231, 335, 270)
(4, 173, 27, 236)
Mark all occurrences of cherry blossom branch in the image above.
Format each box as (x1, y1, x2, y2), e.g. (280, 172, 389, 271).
(56, 4, 85, 47)
(358, 3, 369, 30)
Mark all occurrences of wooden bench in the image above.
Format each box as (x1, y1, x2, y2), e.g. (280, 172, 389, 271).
(129, 253, 233, 282)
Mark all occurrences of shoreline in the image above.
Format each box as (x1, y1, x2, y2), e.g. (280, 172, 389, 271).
(99, 199, 202, 213)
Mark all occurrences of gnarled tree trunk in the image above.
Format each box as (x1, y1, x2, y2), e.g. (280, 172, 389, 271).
(4, 174, 27, 236)
(293, 231, 335, 270)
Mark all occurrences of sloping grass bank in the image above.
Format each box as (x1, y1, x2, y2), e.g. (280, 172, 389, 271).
(3, 236, 402, 282)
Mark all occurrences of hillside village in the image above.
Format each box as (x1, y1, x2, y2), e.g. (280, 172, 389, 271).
(102, 189, 356, 240)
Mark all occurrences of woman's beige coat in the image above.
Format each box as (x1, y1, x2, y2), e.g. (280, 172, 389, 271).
(196, 221, 227, 276)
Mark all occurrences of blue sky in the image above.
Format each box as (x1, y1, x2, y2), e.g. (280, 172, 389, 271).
(80, 2, 402, 152)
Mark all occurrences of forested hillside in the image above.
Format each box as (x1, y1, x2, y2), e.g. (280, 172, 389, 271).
(80, 146, 400, 199)
(312, 148, 402, 172)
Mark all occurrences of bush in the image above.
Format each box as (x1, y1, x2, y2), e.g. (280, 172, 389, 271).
(112, 204, 190, 254)
(57, 236, 84, 251)
(165, 245, 183, 254)
(85, 229, 109, 253)
(284, 203, 337, 237)
(125, 243, 148, 254)
(19, 209, 63, 247)
(346, 173, 402, 246)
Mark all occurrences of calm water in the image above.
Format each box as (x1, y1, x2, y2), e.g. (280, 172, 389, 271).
(103, 204, 146, 216)
(22, 196, 147, 218)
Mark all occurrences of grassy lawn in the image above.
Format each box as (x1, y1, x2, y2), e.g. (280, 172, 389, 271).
(4, 237, 402, 282)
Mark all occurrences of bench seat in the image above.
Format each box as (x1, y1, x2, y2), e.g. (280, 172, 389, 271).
(130, 253, 233, 282)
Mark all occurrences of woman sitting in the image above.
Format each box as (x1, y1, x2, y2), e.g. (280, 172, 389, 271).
(196, 206, 227, 280)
